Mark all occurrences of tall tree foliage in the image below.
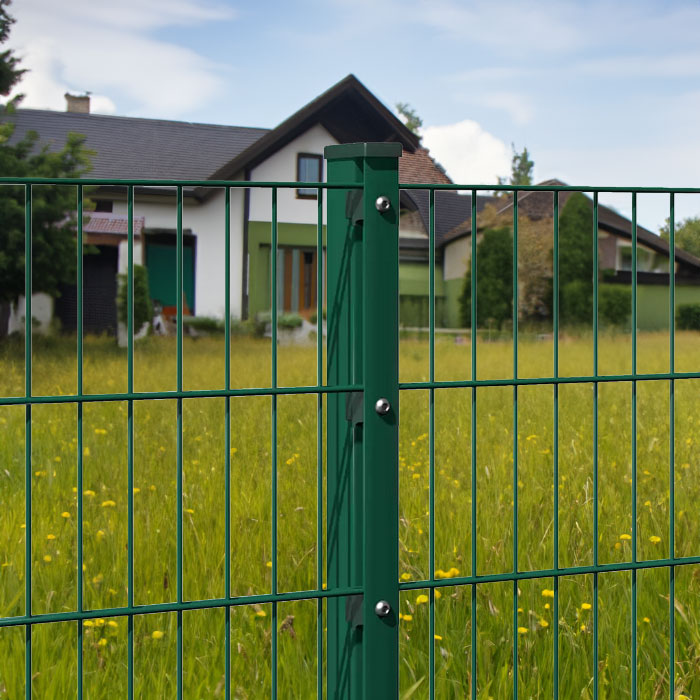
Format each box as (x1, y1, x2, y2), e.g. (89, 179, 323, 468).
(395, 102, 423, 136)
(459, 226, 513, 329)
(498, 144, 534, 188)
(559, 192, 594, 324)
(660, 216, 700, 259)
(0, 0, 92, 334)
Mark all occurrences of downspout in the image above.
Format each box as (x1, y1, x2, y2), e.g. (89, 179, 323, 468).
(241, 167, 251, 319)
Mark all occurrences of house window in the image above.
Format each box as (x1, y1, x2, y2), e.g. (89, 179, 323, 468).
(297, 154, 322, 199)
(94, 200, 113, 213)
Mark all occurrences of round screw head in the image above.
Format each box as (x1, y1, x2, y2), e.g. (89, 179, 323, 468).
(374, 397, 391, 415)
(374, 600, 391, 618)
(375, 195, 391, 213)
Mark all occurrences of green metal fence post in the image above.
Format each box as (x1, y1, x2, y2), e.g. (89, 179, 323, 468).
(325, 145, 365, 699)
(325, 142, 401, 699)
(359, 143, 401, 699)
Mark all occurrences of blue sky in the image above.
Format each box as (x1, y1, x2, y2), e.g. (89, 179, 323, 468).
(9, 0, 700, 228)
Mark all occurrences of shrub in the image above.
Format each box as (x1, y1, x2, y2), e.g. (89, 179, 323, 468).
(309, 308, 327, 325)
(117, 265, 153, 331)
(182, 316, 225, 334)
(257, 311, 303, 330)
(598, 285, 630, 327)
(676, 303, 700, 330)
(561, 279, 592, 326)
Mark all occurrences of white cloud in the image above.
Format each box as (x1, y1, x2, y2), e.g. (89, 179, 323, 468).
(9, 0, 235, 118)
(421, 119, 510, 185)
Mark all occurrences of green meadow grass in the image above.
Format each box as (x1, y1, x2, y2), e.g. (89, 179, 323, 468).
(1, 332, 700, 698)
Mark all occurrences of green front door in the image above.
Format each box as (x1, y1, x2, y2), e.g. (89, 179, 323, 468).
(145, 240, 195, 314)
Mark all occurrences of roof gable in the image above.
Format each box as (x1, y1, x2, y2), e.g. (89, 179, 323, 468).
(208, 74, 421, 182)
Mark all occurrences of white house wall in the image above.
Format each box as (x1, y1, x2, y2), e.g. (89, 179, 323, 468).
(249, 123, 338, 225)
(112, 186, 245, 319)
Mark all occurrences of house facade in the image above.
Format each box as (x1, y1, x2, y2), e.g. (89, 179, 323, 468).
(7, 75, 452, 334)
(6, 76, 699, 334)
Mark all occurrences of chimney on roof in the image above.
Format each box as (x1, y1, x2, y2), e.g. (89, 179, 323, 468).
(65, 93, 90, 114)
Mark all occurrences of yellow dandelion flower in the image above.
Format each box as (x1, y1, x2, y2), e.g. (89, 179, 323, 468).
(34, 470, 46, 477)
(84, 490, 95, 497)
(649, 535, 661, 544)
(20, 524, 25, 529)
(149, 485, 156, 491)
(185, 508, 195, 514)
(517, 607, 523, 613)
(101, 500, 116, 508)
(107, 589, 117, 596)
(43, 555, 52, 563)
(255, 610, 267, 618)
(400, 573, 411, 581)
(517, 627, 528, 634)
(46, 534, 56, 541)
(453, 479, 460, 487)
(54, 456, 61, 463)
(614, 542, 621, 550)
(619, 534, 632, 541)
(643, 617, 650, 624)
(266, 561, 272, 568)
(94, 428, 107, 435)
(434, 590, 441, 599)
(400, 614, 413, 622)
(322, 583, 327, 590)
(541, 589, 554, 598)
(434, 634, 443, 641)
(539, 618, 549, 628)
(581, 603, 592, 611)
(95, 619, 105, 627)
(285, 458, 294, 465)
(446, 567, 460, 578)
(133, 488, 140, 494)
(83, 620, 94, 627)
(412, 473, 421, 479)
(97, 638, 108, 647)
(580, 624, 586, 632)
(230, 447, 238, 456)
(96, 530, 105, 541)
(83, 447, 90, 457)
(416, 594, 429, 605)
(644, 500, 651, 507)
(526, 434, 538, 441)
(108, 620, 118, 628)
(92, 574, 104, 585)
(544, 603, 550, 610)
(151, 630, 164, 640)
(61, 511, 70, 518)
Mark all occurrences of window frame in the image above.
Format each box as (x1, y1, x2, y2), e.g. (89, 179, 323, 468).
(296, 153, 323, 199)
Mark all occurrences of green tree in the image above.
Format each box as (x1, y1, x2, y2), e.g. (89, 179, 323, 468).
(660, 216, 700, 259)
(558, 192, 594, 325)
(0, 0, 93, 335)
(498, 144, 534, 188)
(395, 102, 423, 136)
(459, 227, 513, 329)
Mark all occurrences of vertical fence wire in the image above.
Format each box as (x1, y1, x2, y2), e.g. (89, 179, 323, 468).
(592, 191, 599, 700)
(428, 188, 436, 700)
(552, 191, 560, 697)
(76, 185, 84, 700)
(668, 192, 675, 699)
(512, 191, 519, 698)
(470, 190, 477, 700)
(224, 186, 232, 700)
(24, 184, 32, 700)
(631, 193, 638, 700)
(316, 187, 324, 700)
(270, 187, 278, 700)
(176, 186, 184, 700)
(127, 185, 135, 700)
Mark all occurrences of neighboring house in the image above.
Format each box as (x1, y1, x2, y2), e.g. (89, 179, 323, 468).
(6, 75, 451, 333)
(440, 180, 700, 330)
